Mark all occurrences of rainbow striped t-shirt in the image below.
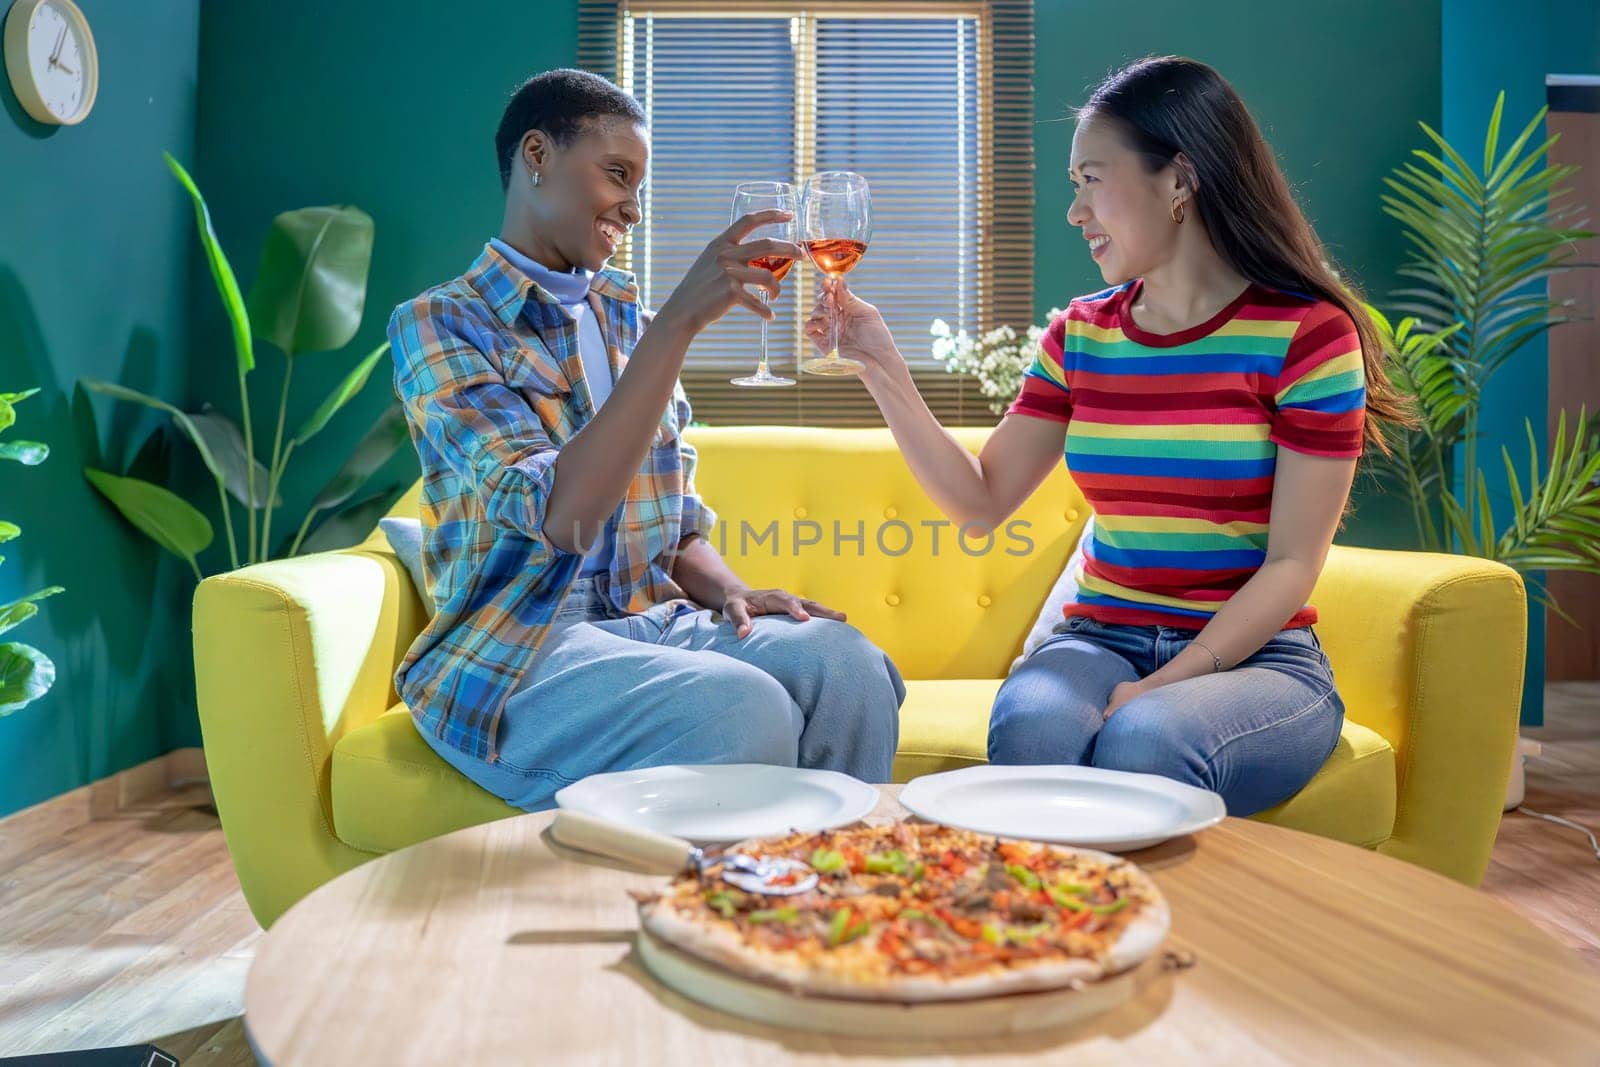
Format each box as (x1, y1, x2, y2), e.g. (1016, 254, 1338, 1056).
(1008, 279, 1367, 630)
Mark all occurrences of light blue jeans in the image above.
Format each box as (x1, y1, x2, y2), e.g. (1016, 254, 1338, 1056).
(418, 578, 905, 811)
(988, 616, 1344, 816)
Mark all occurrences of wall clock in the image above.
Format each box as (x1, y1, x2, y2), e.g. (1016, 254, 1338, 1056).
(4, 0, 98, 126)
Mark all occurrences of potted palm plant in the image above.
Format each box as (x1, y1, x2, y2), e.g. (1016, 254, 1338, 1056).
(1373, 93, 1599, 800)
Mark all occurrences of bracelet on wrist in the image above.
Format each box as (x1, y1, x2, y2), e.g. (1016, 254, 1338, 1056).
(1191, 638, 1225, 673)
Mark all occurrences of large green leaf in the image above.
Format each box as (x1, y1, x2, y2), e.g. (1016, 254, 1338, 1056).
(81, 380, 233, 500)
(0, 587, 64, 638)
(0, 440, 47, 465)
(0, 383, 37, 438)
(0, 603, 37, 638)
(83, 468, 213, 573)
(307, 401, 410, 512)
(0, 387, 38, 438)
(188, 408, 279, 508)
(0, 642, 55, 715)
(166, 153, 254, 375)
(0, 521, 17, 543)
(297, 486, 404, 556)
(292, 341, 391, 446)
(248, 206, 375, 357)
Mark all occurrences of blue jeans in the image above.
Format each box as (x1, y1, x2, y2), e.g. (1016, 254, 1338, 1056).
(988, 616, 1344, 816)
(418, 578, 905, 811)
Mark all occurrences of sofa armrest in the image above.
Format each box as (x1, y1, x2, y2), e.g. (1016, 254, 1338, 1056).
(1312, 545, 1526, 884)
(192, 545, 425, 926)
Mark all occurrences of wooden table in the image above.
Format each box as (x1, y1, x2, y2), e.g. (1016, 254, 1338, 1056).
(245, 788, 1600, 1065)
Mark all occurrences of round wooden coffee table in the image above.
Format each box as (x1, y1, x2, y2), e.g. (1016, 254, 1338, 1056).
(245, 788, 1600, 1065)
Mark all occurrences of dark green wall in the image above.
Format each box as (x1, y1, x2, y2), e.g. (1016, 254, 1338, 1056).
(186, 1, 580, 556)
(1032, 0, 1443, 549)
(0, 0, 201, 817)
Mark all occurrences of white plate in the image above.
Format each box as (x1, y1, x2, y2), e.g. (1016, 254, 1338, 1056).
(899, 765, 1226, 851)
(553, 764, 879, 846)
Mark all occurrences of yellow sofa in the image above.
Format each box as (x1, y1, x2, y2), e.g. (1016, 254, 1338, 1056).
(193, 427, 1526, 928)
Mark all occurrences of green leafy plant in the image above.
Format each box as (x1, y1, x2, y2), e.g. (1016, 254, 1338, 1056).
(83, 154, 408, 577)
(1372, 93, 1600, 610)
(0, 389, 63, 715)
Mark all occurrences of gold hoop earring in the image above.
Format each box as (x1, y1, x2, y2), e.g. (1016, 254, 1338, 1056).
(1171, 198, 1186, 225)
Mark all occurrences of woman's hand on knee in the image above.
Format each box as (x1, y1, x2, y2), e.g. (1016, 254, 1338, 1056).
(1103, 679, 1156, 720)
(721, 587, 847, 639)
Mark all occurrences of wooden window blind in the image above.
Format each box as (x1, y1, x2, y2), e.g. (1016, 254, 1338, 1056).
(578, 0, 1034, 427)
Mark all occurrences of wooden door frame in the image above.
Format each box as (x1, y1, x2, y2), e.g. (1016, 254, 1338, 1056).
(1545, 74, 1600, 682)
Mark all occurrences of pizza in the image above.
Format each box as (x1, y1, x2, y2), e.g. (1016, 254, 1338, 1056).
(636, 821, 1170, 1002)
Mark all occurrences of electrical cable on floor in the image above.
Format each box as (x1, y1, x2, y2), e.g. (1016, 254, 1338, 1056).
(1516, 806, 1600, 863)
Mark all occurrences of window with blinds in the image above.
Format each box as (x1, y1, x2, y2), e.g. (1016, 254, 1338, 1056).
(578, 0, 1034, 427)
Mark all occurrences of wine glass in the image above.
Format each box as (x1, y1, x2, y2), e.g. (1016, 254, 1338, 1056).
(800, 171, 872, 376)
(730, 181, 798, 388)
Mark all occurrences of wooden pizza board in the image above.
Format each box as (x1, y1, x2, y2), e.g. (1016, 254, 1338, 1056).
(636, 927, 1152, 1040)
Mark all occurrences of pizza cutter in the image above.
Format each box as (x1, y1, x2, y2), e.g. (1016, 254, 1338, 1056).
(550, 810, 819, 895)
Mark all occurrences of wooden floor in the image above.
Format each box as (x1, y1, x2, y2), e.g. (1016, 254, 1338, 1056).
(1482, 682, 1600, 969)
(1, 689, 1597, 1063)
(0, 754, 261, 1063)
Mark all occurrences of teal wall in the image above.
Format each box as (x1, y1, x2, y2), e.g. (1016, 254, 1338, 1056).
(185, 1, 580, 557)
(1442, 0, 1600, 725)
(0, 0, 202, 817)
(1032, 0, 1443, 550)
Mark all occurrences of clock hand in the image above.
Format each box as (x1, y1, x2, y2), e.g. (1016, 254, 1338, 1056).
(56, 59, 76, 76)
(49, 25, 66, 65)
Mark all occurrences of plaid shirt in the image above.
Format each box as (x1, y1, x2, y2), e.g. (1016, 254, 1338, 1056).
(388, 244, 717, 761)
